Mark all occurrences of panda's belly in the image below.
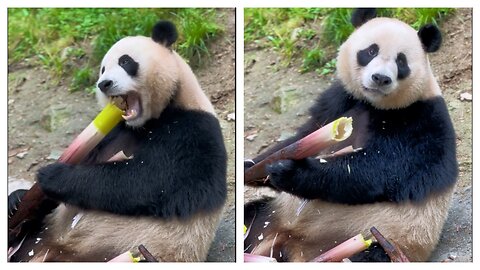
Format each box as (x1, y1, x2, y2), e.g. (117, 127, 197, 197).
(254, 188, 453, 261)
(40, 204, 223, 261)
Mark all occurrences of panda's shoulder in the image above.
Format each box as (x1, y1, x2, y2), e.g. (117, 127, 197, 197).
(147, 106, 223, 140)
(308, 81, 358, 122)
(387, 97, 453, 131)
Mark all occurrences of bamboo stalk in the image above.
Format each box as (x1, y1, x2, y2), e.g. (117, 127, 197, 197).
(311, 233, 372, 262)
(8, 103, 125, 247)
(245, 117, 353, 185)
(370, 227, 410, 262)
(244, 253, 277, 262)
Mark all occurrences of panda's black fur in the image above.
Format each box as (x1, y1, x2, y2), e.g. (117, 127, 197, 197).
(263, 82, 457, 204)
(36, 105, 227, 219)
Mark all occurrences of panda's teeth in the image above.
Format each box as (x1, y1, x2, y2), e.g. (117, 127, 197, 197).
(121, 109, 138, 121)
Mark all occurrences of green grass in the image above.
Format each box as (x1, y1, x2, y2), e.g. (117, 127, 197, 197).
(8, 8, 224, 92)
(245, 8, 455, 74)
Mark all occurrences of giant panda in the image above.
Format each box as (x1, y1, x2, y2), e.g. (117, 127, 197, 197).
(244, 8, 458, 262)
(9, 20, 227, 262)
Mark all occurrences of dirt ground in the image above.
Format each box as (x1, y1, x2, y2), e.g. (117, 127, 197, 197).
(244, 9, 472, 262)
(7, 9, 235, 262)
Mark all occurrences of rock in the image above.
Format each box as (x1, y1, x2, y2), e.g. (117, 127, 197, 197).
(246, 134, 257, 141)
(270, 87, 298, 114)
(40, 105, 71, 132)
(46, 149, 63, 160)
(16, 151, 28, 159)
(277, 131, 294, 142)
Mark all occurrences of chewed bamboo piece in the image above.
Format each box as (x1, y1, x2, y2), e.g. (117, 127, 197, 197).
(8, 102, 125, 248)
(245, 117, 353, 185)
(311, 233, 372, 262)
(370, 227, 410, 262)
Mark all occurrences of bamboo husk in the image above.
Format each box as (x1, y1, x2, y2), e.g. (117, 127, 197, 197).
(370, 227, 410, 262)
(8, 103, 124, 248)
(245, 117, 353, 185)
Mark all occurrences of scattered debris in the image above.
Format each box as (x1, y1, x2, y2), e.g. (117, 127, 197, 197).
(226, 112, 235, 121)
(71, 212, 84, 229)
(246, 134, 258, 141)
(319, 158, 328, 163)
(459, 92, 472, 101)
(8, 146, 31, 157)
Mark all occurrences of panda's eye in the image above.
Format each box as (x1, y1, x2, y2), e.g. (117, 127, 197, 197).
(368, 47, 377, 56)
(120, 58, 130, 66)
(101, 66, 105, 74)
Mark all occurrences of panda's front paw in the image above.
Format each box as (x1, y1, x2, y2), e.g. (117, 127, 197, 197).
(8, 189, 27, 218)
(37, 163, 71, 200)
(266, 159, 297, 192)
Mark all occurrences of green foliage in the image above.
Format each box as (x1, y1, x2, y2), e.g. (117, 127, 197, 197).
(301, 47, 325, 73)
(244, 8, 455, 75)
(317, 58, 337, 76)
(176, 9, 223, 66)
(8, 8, 223, 92)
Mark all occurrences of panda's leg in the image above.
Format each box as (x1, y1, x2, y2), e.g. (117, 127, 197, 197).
(349, 243, 390, 262)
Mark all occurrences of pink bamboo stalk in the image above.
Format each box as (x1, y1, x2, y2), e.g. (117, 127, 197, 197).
(245, 117, 353, 185)
(9, 103, 125, 247)
(311, 234, 372, 262)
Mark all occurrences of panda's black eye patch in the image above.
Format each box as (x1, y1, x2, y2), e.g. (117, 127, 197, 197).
(101, 66, 105, 74)
(357, 43, 379, 67)
(396, 53, 411, 79)
(118, 54, 139, 77)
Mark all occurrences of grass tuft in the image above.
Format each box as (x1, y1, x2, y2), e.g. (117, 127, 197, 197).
(8, 8, 223, 92)
(245, 8, 455, 74)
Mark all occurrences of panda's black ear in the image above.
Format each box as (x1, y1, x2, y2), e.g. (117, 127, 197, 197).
(152, 20, 178, 47)
(418, 24, 442, 53)
(351, 8, 377, 28)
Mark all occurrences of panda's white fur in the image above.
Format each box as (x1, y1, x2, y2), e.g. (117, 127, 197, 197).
(96, 36, 215, 128)
(245, 9, 457, 262)
(337, 17, 441, 109)
(11, 21, 227, 262)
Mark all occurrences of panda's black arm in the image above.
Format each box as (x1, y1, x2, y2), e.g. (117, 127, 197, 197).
(37, 112, 228, 218)
(268, 140, 457, 204)
(267, 100, 458, 204)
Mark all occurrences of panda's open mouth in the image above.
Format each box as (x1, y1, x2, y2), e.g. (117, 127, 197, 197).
(109, 92, 143, 121)
(363, 86, 386, 96)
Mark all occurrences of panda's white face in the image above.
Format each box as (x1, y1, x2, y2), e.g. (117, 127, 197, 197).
(96, 36, 178, 127)
(337, 18, 439, 109)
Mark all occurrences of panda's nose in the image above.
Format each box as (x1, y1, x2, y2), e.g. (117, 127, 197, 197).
(372, 73, 392, 86)
(98, 80, 113, 92)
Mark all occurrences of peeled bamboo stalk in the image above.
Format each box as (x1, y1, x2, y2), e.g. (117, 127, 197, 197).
(8, 103, 125, 247)
(245, 117, 353, 185)
(311, 234, 372, 262)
